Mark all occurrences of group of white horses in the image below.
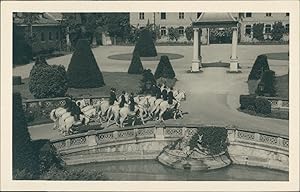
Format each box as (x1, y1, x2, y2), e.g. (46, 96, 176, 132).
(50, 86, 186, 136)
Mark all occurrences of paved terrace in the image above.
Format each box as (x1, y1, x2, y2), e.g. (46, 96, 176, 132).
(13, 44, 289, 140)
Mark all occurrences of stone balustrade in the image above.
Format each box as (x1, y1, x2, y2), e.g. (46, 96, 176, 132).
(22, 96, 109, 123)
(260, 96, 289, 110)
(50, 123, 289, 171)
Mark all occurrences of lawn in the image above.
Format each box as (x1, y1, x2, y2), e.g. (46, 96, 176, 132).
(108, 53, 184, 61)
(265, 52, 289, 61)
(13, 72, 142, 100)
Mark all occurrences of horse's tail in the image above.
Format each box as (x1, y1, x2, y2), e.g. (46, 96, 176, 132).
(50, 109, 57, 121)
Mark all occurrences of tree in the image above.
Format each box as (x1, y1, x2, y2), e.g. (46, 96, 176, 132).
(67, 39, 105, 88)
(29, 57, 68, 99)
(154, 56, 176, 79)
(168, 27, 180, 41)
(133, 29, 157, 57)
(271, 21, 285, 41)
(252, 23, 265, 41)
(248, 54, 270, 81)
(13, 92, 39, 179)
(128, 51, 144, 74)
(185, 26, 193, 41)
(13, 23, 32, 65)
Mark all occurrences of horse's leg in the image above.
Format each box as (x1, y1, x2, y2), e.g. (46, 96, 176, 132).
(140, 111, 145, 125)
(159, 109, 166, 122)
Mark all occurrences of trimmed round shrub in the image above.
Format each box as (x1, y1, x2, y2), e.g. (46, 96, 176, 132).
(67, 39, 105, 88)
(156, 77, 177, 88)
(139, 69, 156, 94)
(133, 29, 157, 57)
(255, 97, 271, 114)
(128, 51, 144, 74)
(29, 60, 68, 99)
(248, 54, 270, 80)
(240, 94, 256, 110)
(154, 56, 176, 79)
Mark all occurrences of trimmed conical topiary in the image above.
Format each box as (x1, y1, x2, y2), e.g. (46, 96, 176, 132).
(67, 39, 105, 88)
(248, 54, 270, 81)
(133, 29, 157, 57)
(128, 51, 144, 74)
(154, 55, 176, 79)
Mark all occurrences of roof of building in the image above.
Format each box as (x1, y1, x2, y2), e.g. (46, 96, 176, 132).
(193, 13, 238, 28)
(13, 13, 60, 26)
(45, 12, 64, 21)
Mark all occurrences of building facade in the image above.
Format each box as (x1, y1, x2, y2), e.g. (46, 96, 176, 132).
(13, 12, 63, 55)
(130, 12, 289, 43)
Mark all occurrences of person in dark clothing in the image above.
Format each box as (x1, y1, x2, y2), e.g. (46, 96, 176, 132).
(119, 91, 127, 108)
(129, 93, 136, 112)
(161, 86, 168, 101)
(155, 84, 162, 99)
(151, 84, 157, 97)
(109, 88, 117, 105)
(73, 102, 82, 121)
(167, 87, 176, 105)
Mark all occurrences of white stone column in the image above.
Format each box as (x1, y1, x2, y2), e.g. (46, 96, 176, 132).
(230, 27, 239, 72)
(192, 28, 200, 72)
(207, 28, 210, 45)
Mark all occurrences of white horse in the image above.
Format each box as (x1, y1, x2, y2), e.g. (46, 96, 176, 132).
(81, 105, 97, 118)
(175, 91, 186, 101)
(149, 98, 164, 117)
(119, 104, 145, 128)
(154, 100, 181, 122)
(106, 103, 120, 127)
(50, 107, 67, 130)
(94, 99, 110, 123)
(60, 114, 90, 136)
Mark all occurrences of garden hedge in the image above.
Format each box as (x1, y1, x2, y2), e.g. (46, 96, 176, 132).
(239, 94, 256, 110)
(133, 29, 157, 57)
(67, 39, 105, 88)
(29, 58, 68, 99)
(255, 97, 271, 114)
(248, 54, 270, 80)
(154, 55, 176, 79)
(128, 51, 144, 74)
(256, 70, 276, 96)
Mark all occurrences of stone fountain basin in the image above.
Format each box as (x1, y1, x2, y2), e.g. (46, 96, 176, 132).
(157, 148, 231, 171)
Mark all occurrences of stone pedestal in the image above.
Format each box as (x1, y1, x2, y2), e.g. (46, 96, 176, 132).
(191, 28, 201, 72)
(229, 27, 240, 73)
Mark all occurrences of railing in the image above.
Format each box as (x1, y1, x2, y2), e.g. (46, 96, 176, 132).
(51, 123, 289, 153)
(22, 96, 110, 123)
(260, 96, 289, 110)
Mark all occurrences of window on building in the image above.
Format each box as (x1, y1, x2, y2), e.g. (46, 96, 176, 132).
(41, 32, 45, 42)
(139, 12, 144, 20)
(266, 13, 272, 17)
(265, 24, 271, 33)
(286, 13, 289, 16)
(245, 25, 252, 35)
(56, 31, 59, 40)
(160, 27, 167, 36)
(178, 26, 184, 36)
(197, 12, 202, 18)
(179, 12, 184, 19)
(245, 13, 252, 17)
(285, 24, 289, 33)
(49, 32, 53, 40)
(161, 12, 166, 20)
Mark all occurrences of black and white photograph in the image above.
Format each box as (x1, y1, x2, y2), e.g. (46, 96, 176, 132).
(1, 1, 299, 191)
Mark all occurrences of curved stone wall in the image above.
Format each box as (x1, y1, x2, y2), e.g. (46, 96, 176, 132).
(51, 123, 288, 172)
